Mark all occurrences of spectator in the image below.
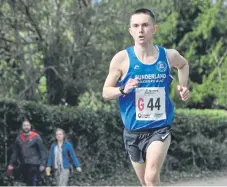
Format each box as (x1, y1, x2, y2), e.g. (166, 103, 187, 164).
(46, 128, 81, 186)
(7, 119, 47, 186)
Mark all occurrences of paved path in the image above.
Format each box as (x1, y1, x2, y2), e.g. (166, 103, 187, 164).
(170, 173, 227, 186)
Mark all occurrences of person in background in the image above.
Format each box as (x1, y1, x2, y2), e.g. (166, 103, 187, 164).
(7, 119, 47, 186)
(46, 128, 82, 186)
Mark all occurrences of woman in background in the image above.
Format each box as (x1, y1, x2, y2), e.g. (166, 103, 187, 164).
(46, 128, 82, 186)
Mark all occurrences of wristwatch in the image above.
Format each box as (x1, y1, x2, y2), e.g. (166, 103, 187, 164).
(119, 86, 127, 95)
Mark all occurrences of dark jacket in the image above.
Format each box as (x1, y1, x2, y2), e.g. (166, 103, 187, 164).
(47, 141, 80, 169)
(9, 131, 47, 166)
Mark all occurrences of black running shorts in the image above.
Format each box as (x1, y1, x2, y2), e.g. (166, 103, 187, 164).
(123, 126, 171, 163)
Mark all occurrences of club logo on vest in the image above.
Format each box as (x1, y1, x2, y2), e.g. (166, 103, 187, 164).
(156, 61, 167, 72)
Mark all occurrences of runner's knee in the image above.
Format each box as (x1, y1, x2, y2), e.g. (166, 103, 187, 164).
(144, 168, 160, 186)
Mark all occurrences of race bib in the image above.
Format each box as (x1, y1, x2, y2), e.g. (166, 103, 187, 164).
(136, 87, 166, 121)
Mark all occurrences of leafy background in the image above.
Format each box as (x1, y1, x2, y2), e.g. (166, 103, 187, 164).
(0, 0, 227, 185)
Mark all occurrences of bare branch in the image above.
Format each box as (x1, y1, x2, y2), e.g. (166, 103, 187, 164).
(18, 0, 43, 42)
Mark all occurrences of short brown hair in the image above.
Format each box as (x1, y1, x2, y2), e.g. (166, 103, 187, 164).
(130, 8, 156, 24)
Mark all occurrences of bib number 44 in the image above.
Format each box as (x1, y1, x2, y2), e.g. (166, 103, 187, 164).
(138, 98, 161, 111)
(136, 87, 166, 121)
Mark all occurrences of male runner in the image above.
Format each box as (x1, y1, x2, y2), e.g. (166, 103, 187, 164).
(102, 8, 190, 186)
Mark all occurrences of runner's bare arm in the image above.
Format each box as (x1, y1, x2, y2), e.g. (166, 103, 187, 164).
(167, 49, 189, 87)
(102, 51, 125, 100)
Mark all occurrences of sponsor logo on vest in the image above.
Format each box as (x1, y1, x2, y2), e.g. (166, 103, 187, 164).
(134, 65, 140, 70)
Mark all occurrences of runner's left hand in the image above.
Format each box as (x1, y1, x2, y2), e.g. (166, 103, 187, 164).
(177, 85, 190, 101)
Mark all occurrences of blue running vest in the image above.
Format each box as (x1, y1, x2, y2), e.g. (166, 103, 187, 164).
(117, 46, 174, 130)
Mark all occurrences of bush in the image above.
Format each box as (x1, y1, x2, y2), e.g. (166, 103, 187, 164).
(0, 99, 126, 185)
(0, 99, 227, 185)
(168, 109, 227, 171)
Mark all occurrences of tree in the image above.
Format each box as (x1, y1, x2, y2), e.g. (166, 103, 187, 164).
(1, 0, 227, 109)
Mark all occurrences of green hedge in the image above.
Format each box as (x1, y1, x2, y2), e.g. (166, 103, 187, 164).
(0, 99, 227, 185)
(0, 99, 125, 185)
(167, 109, 227, 171)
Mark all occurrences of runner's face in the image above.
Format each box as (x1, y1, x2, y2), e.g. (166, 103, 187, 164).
(56, 131, 64, 141)
(22, 121, 31, 133)
(129, 13, 157, 45)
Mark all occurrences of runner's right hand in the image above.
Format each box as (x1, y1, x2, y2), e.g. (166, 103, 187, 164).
(124, 78, 139, 94)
